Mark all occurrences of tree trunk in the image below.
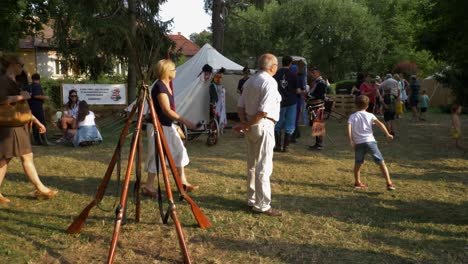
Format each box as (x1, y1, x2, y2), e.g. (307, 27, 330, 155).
(126, 0, 138, 101)
(212, 0, 224, 53)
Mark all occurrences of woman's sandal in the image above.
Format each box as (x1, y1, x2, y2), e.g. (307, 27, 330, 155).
(0, 194, 11, 204)
(183, 184, 199, 192)
(142, 187, 158, 198)
(34, 189, 58, 200)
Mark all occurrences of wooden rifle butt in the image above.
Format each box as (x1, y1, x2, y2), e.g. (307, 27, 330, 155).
(66, 201, 96, 234)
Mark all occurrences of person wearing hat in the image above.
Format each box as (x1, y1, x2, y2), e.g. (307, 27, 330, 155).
(307, 66, 328, 150)
(200, 64, 213, 82)
(209, 67, 227, 134)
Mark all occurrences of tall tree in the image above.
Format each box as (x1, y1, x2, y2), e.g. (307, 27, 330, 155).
(419, 0, 468, 104)
(223, 0, 384, 79)
(48, 0, 172, 100)
(204, 0, 274, 52)
(0, 0, 50, 51)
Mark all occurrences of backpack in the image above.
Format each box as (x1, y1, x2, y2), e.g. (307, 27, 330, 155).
(383, 94, 395, 111)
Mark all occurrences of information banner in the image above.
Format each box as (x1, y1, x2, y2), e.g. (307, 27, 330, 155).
(62, 84, 127, 105)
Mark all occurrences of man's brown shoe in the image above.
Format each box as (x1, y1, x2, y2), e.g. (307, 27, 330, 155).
(254, 208, 282, 217)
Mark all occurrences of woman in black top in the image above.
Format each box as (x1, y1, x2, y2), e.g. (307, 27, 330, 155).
(143, 59, 199, 198)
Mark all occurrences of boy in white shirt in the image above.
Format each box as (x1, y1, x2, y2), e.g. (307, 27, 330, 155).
(347, 95, 396, 190)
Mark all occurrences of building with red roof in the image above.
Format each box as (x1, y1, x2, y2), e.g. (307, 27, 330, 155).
(168, 32, 200, 59)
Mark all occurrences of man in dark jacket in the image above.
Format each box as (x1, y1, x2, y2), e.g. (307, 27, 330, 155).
(273, 56, 302, 152)
(28, 73, 52, 145)
(307, 67, 327, 150)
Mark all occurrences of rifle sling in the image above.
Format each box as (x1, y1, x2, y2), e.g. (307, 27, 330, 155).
(155, 134, 165, 222)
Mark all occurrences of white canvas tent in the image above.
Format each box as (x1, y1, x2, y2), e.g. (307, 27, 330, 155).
(125, 43, 245, 123)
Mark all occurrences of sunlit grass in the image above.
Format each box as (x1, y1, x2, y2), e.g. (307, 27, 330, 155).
(0, 112, 466, 263)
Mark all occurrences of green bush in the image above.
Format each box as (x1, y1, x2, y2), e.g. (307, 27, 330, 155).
(335, 79, 355, 94)
(328, 83, 336, 95)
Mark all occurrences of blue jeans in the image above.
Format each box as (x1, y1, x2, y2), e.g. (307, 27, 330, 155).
(355, 141, 384, 164)
(275, 104, 297, 134)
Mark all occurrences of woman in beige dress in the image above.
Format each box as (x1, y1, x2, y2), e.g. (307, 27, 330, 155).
(0, 53, 58, 204)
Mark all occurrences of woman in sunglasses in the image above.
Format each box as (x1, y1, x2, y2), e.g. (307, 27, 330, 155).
(56, 89, 79, 143)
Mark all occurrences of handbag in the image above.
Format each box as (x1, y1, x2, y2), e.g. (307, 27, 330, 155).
(0, 100, 33, 127)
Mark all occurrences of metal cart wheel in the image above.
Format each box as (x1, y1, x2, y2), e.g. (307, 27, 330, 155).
(182, 123, 201, 141)
(206, 118, 219, 146)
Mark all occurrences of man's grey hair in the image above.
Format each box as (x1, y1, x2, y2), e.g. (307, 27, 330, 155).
(258, 54, 277, 71)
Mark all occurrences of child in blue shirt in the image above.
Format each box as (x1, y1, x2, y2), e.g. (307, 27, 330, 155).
(419, 90, 429, 121)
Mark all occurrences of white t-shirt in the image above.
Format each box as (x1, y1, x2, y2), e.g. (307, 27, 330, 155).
(348, 111, 377, 144)
(237, 71, 281, 122)
(380, 78, 399, 97)
(78, 111, 96, 127)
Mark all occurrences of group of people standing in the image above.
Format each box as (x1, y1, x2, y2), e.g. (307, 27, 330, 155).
(353, 72, 430, 136)
(256, 55, 328, 152)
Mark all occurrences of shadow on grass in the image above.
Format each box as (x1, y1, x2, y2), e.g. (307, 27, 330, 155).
(194, 235, 415, 264)
(276, 194, 467, 227)
(335, 167, 468, 184)
(392, 172, 467, 184)
(5, 172, 132, 197)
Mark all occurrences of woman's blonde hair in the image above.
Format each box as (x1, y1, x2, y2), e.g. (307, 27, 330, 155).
(153, 59, 175, 80)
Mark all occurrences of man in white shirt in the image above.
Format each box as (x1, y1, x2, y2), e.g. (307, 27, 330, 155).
(237, 54, 282, 216)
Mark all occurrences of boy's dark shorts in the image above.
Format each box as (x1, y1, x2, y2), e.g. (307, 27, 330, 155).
(420, 107, 427, 113)
(355, 141, 384, 164)
(384, 111, 395, 122)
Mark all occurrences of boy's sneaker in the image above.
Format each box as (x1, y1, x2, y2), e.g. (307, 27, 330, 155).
(354, 182, 368, 189)
(387, 183, 396, 190)
(55, 137, 65, 143)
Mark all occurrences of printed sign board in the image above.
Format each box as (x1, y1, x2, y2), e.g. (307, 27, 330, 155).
(62, 84, 127, 105)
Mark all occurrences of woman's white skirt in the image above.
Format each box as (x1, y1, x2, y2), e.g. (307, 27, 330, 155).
(146, 123, 189, 173)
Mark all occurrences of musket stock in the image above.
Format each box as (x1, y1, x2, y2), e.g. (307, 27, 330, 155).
(108, 89, 147, 263)
(66, 100, 140, 234)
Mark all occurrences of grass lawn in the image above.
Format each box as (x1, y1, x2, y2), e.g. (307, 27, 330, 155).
(0, 111, 467, 263)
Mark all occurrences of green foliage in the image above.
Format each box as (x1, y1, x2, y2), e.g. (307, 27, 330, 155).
(48, 0, 172, 80)
(0, 0, 50, 51)
(175, 55, 188, 67)
(223, 0, 441, 81)
(190, 30, 212, 47)
(419, 0, 468, 105)
(224, 0, 386, 79)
